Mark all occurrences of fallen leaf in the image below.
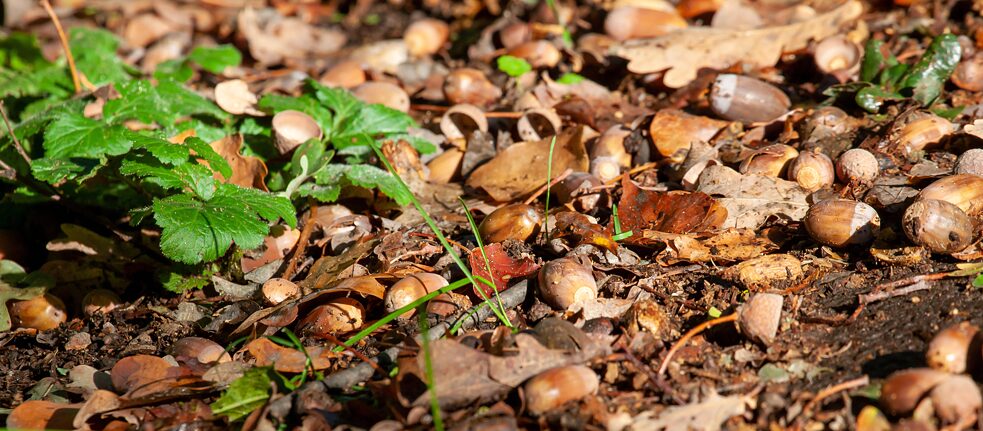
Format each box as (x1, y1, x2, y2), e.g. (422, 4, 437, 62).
(110, 355, 192, 398)
(6, 400, 80, 430)
(721, 253, 804, 289)
(300, 238, 381, 292)
(628, 391, 748, 431)
(466, 126, 593, 202)
(696, 164, 809, 229)
(616, 176, 727, 243)
(469, 242, 540, 297)
(554, 211, 619, 253)
(237, 8, 346, 66)
(209, 135, 269, 191)
(245, 337, 338, 373)
(214, 79, 264, 116)
(73, 389, 122, 430)
(612, 0, 863, 88)
(641, 228, 779, 263)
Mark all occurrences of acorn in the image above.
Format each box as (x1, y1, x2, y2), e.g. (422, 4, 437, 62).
(813, 35, 862, 76)
(524, 365, 599, 415)
(297, 297, 366, 336)
(320, 60, 366, 89)
(835, 148, 879, 183)
(443, 68, 502, 107)
(262, 278, 301, 306)
(880, 368, 948, 416)
(736, 293, 783, 345)
(954, 149, 983, 177)
(803, 199, 880, 247)
(272, 110, 323, 155)
(952, 55, 983, 92)
(739, 144, 798, 178)
(427, 148, 464, 183)
(799, 106, 854, 142)
(677, 0, 723, 18)
(506, 41, 561, 69)
(384, 273, 448, 319)
(902, 199, 975, 254)
(925, 321, 980, 374)
(404, 18, 449, 58)
(591, 125, 632, 169)
(82, 289, 121, 316)
(10, 294, 67, 331)
(171, 337, 231, 365)
(892, 112, 954, 158)
(930, 374, 983, 425)
(517, 108, 562, 142)
(538, 257, 597, 310)
(439, 104, 488, 143)
(787, 151, 835, 191)
(604, 6, 688, 41)
(426, 291, 472, 317)
(498, 22, 532, 49)
(478, 204, 543, 244)
(352, 82, 410, 113)
(709, 74, 790, 123)
(918, 174, 983, 216)
(554, 172, 603, 213)
(590, 156, 623, 183)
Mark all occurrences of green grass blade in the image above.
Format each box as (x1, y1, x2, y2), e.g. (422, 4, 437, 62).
(459, 197, 512, 327)
(418, 307, 444, 431)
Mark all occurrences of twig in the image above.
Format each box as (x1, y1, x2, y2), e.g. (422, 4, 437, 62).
(408, 232, 473, 256)
(410, 104, 524, 119)
(282, 202, 317, 281)
(313, 281, 528, 389)
(523, 168, 572, 205)
(657, 313, 739, 378)
(618, 339, 678, 401)
(316, 332, 383, 375)
(0, 101, 30, 164)
(859, 280, 931, 305)
(40, 0, 81, 94)
(603, 162, 660, 186)
(799, 375, 869, 421)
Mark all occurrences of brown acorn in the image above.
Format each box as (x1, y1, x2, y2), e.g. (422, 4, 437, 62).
(82, 289, 121, 316)
(404, 18, 449, 58)
(478, 204, 543, 244)
(604, 7, 687, 41)
(10, 294, 67, 331)
(384, 273, 448, 319)
(787, 151, 835, 191)
(709, 74, 790, 123)
(297, 297, 366, 336)
(538, 257, 597, 310)
(803, 199, 880, 247)
(352, 82, 410, 113)
(918, 174, 983, 216)
(925, 321, 980, 374)
(739, 144, 798, 177)
(902, 199, 975, 254)
(524, 365, 599, 415)
(443, 68, 502, 107)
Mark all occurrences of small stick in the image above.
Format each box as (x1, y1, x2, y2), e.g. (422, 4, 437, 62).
(800, 375, 869, 419)
(657, 313, 738, 377)
(316, 332, 384, 375)
(408, 232, 472, 256)
(40, 0, 81, 94)
(0, 101, 30, 164)
(523, 168, 572, 205)
(282, 203, 318, 281)
(410, 104, 524, 119)
(604, 162, 660, 186)
(859, 280, 931, 305)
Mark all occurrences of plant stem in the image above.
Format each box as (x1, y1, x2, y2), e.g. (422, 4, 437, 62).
(459, 198, 511, 327)
(282, 201, 317, 280)
(657, 313, 739, 377)
(40, 0, 82, 94)
(542, 135, 557, 243)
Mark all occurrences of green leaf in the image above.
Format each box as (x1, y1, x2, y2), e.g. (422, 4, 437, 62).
(30, 157, 100, 184)
(497, 55, 532, 77)
(104, 80, 226, 125)
(121, 159, 216, 196)
(336, 104, 414, 142)
(43, 113, 134, 159)
(158, 265, 215, 293)
(211, 367, 273, 422)
(899, 34, 961, 106)
(152, 184, 296, 264)
(0, 32, 49, 70)
(185, 137, 232, 180)
(880, 63, 909, 89)
(856, 86, 903, 113)
(128, 132, 190, 165)
(188, 45, 242, 74)
(974, 273, 983, 288)
(860, 39, 885, 83)
(153, 59, 194, 83)
(344, 164, 413, 205)
(311, 82, 362, 132)
(257, 93, 332, 134)
(556, 72, 585, 84)
(69, 27, 133, 85)
(0, 64, 72, 100)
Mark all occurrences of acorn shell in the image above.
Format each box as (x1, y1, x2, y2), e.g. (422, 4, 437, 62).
(902, 199, 975, 254)
(918, 174, 983, 216)
(538, 257, 598, 310)
(925, 321, 980, 374)
(524, 365, 599, 415)
(803, 199, 880, 247)
(710, 74, 790, 123)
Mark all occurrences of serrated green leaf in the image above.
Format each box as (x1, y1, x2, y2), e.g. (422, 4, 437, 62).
(900, 34, 961, 106)
(185, 137, 232, 180)
(188, 45, 242, 74)
(0, 65, 72, 99)
(127, 132, 190, 165)
(104, 80, 226, 125)
(310, 81, 362, 131)
(153, 184, 295, 264)
(122, 160, 216, 197)
(257, 93, 332, 134)
(335, 104, 414, 145)
(345, 164, 413, 205)
(69, 27, 133, 85)
(497, 55, 532, 77)
(43, 113, 134, 159)
(211, 367, 273, 421)
(30, 157, 101, 184)
(158, 265, 215, 293)
(0, 32, 49, 70)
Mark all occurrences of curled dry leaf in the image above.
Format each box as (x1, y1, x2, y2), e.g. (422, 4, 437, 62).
(722, 253, 803, 290)
(6, 400, 80, 431)
(611, 0, 863, 87)
(209, 135, 269, 191)
(641, 228, 779, 263)
(469, 242, 540, 297)
(214, 79, 264, 116)
(696, 165, 809, 229)
(615, 176, 727, 244)
(110, 355, 191, 398)
(73, 389, 121, 430)
(237, 8, 346, 66)
(466, 126, 593, 202)
(245, 337, 338, 373)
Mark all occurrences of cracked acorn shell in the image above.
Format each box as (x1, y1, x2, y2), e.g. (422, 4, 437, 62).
(443, 68, 502, 107)
(739, 144, 798, 177)
(524, 365, 599, 415)
(478, 204, 543, 244)
(384, 273, 448, 319)
(925, 321, 979, 374)
(892, 112, 954, 157)
(297, 297, 366, 336)
(736, 293, 783, 345)
(538, 257, 597, 310)
(803, 199, 880, 247)
(918, 174, 983, 216)
(787, 151, 835, 191)
(902, 199, 975, 254)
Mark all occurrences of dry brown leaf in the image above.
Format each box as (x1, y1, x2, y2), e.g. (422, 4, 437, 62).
(696, 165, 809, 229)
(628, 391, 748, 431)
(721, 253, 804, 289)
(616, 176, 727, 241)
(214, 80, 264, 116)
(641, 228, 778, 263)
(74, 389, 122, 430)
(611, 0, 863, 87)
(466, 126, 593, 202)
(237, 8, 346, 66)
(245, 337, 338, 373)
(209, 135, 269, 191)
(110, 355, 193, 398)
(6, 400, 80, 430)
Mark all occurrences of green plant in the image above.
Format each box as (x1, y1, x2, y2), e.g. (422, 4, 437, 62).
(496, 55, 532, 78)
(824, 34, 961, 112)
(543, 135, 557, 243)
(267, 328, 325, 387)
(459, 197, 511, 327)
(611, 203, 633, 242)
(211, 366, 276, 422)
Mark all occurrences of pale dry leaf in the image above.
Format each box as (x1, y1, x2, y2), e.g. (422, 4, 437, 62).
(643, 228, 778, 263)
(611, 0, 863, 87)
(237, 8, 346, 66)
(963, 119, 983, 139)
(696, 165, 809, 229)
(209, 135, 269, 191)
(629, 391, 748, 431)
(214, 80, 264, 116)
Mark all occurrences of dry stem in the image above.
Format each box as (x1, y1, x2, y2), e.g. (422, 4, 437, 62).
(40, 0, 81, 94)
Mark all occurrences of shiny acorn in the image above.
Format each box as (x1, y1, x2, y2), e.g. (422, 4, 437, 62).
(427, 148, 464, 184)
(443, 68, 502, 107)
(803, 199, 880, 247)
(524, 365, 599, 415)
(918, 174, 983, 216)
(902, 199, 975, 254)
(835, 148, 879, 183)
(10, 294, 67, 331)
(604, 6, 687, 41)
(478, 204, 543, 244)
(787, 151, 835, 191)
(297, 297, 366, 336)
(320, 60, 366, 89)
(925, 321, 979, 374)
(384, 273, 448, 319)
(710, 74, 790, 123)
(272, 110, 323, 155)
(591, 125, 632, 169)
(403, 18, 449, 58)
(739, 144, 798, 177)
(538, 257, 597, 310)
(892, 112, 955, 158)
(952, 55, 983, 92)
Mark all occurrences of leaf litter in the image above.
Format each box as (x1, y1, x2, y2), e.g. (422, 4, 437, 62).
(0, 0, 982, 429)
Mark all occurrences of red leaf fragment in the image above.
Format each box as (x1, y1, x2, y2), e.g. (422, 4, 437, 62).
(469, 243, 540, 297)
